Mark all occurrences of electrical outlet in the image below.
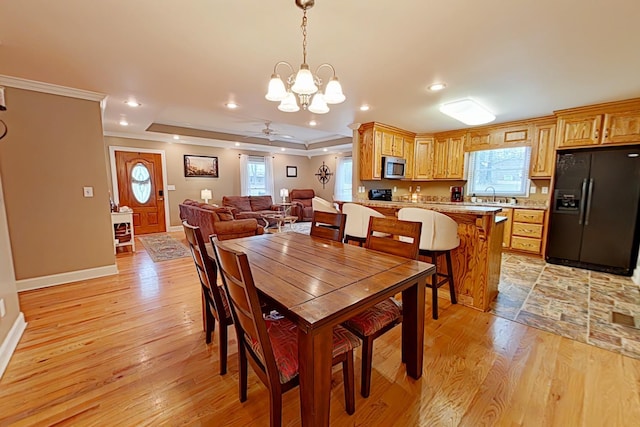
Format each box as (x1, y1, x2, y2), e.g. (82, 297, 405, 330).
(542, 186, 549, 194)
(0, 298, 6, 318)
(530, 186, 537, 194)
(83, 186, 94, 197)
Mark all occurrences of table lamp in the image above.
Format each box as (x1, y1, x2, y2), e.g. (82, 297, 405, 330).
(201, 189, 212, 204)
(279, 188, 289, 203)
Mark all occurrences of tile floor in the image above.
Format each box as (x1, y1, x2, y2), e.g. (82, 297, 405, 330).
(490, 253, 640, 359)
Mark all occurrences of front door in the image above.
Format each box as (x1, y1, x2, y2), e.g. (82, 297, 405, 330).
(115, 151, 166, 235)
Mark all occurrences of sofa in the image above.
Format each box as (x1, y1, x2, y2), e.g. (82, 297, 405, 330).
(290, 189, 315, 222)
(179, 199, 264, 241)
(221, 195, 280, 224)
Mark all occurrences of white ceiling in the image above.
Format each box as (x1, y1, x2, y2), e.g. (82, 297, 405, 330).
(1, 0, 639, 156)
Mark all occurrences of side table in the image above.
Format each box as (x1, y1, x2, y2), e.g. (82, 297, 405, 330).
(111, 211, 135, 253)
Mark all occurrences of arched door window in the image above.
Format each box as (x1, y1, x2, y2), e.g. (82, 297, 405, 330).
(131, 162, 151, 203)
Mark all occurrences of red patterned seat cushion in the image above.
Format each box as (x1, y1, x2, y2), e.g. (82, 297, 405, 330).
(343, 298, 402, 336)
(249, 317, 361, 384)
(216, 284, 231, 319)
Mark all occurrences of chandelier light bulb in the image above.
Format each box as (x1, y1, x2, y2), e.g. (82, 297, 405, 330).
(308, 93, 329, 114)
(278, 91, 301, 112)
(323, 77, 345, 104)
(266, 73, 287, 101)
(291, 64, 318, 95)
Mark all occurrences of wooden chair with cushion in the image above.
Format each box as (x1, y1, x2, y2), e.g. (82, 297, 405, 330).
(342, 216, 421, 398)
(310, 210, 347, 242)
(398, 207, 460, 319)
(182, 221, 233, 375)
(342, 203, 385, 246)
(212, 238, 360, 427)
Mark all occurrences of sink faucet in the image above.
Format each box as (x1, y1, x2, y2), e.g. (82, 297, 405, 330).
(485, 186, 496, 202)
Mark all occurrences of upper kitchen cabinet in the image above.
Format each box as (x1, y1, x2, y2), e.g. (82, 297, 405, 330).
(466, 123, 532, 151)
(529, 119, 556, 178)
(555, 98, 640, 148)
(414, 137, 434, 180)
(430, 131, 466, 180)
(404, 137, 415, 180)
(358, 122, 415, 181)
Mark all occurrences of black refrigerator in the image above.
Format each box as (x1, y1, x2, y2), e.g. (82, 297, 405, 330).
(546, 146, 640, 276)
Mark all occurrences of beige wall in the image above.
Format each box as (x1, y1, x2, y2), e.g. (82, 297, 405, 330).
(105, 137, 348, 226)
(0, 171, 20, 347)
(0, 88, 114, 280)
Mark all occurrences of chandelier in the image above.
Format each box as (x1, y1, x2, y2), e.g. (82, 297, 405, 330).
(265, 0, 345, 114)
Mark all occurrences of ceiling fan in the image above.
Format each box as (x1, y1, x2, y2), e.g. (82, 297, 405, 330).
(246, 121, 294, 141)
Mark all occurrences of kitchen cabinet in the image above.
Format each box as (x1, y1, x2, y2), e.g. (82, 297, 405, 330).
(404, 137, 415, 179)
(509, 209, 545, 254)
(466, 123, 531, 151)
(500, 208, 513, 249)
(555, 99, 640, 148)
(432, 133, 465, 179)
(414, 137, 434, 179)
(358, 122, 415, 180)
(529, 121, 556, 178)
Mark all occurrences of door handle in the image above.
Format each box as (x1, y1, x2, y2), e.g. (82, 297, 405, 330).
(584, 179, 594, 225)
(578, 179, 588, 225)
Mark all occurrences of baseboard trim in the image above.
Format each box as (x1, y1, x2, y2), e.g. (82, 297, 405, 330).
(16, 264, 118, 292)
(0, 312, 27, 379)
(168, 225, 183, 233)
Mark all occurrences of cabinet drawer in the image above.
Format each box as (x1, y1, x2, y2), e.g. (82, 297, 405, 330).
(511, 236, 542, 253)
(513, 209, 544, 224)
(512, 222, 543, 238)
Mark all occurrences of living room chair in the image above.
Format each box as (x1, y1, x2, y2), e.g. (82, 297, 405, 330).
(312, 196, 339, 213)
(342, 216, 421, 398)
(289, 189, 315, 222)
(212, 239, 360, 426)
(342, 203, 385, 246)
(310, 210, 347, 242)
(182, 222, 233, 375)
(398, 207, 460, 319)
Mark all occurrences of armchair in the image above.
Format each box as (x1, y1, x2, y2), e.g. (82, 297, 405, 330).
(290, 189, 315, 222)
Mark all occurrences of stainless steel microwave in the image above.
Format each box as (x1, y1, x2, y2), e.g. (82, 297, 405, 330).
(382, 156, 406, 179)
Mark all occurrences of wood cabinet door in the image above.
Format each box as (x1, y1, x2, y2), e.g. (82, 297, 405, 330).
(602, 110, 640, 144)
(358, 126, 381, 180)
(433, 138, 449, 178)
(446, 136, 465, 178)
(557, 114, 603, 147)
(393, 134, 405, 157)
(530, 123, 556, 178)
(466, 130, 492, 151)
(373, 130, 382, 179)
(404, 137, 415, 179)
(381, 131, 395, 156)
(501, 208, 513, 248)
(414, 138, 434, 179)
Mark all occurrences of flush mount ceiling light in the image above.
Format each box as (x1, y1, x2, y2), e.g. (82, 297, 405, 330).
(428, 82, 446, 91)
(359, 104, 370, 111)
(125, 100, 142, 107)
(226, 102, 238, 109)
(265, 0, 345, 114)
(439, 98, 496, 125)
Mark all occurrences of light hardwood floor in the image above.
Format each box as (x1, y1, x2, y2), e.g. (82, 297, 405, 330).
(1, 232, 640, 426)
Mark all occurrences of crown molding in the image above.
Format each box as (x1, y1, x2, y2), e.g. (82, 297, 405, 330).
(0, 75, 105, 102)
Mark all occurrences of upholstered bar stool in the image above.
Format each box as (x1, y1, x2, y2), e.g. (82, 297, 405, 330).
(311, 196, 339, 213)
(398, 207, 460, 319)
(342, 203, 385, 246)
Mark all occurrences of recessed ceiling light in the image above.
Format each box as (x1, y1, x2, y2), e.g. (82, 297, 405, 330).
(280, 147, 286, 151)
(439, 98, 495, 125)
(119, 119, 129, 126)
(428, 83, 447, 91)
(226, 102, 238, 109)
(125, 100, 141, 107)
(173, 135, 180, 140)
(235, 142, 240, 147)
(323, 148, 328, 152)
(309, 120, 317, 126)
(360, 104, 370, 111)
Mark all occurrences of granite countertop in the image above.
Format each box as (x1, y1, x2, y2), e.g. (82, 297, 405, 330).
(357, 200, 503, 216)
(338, 198, 548, 211)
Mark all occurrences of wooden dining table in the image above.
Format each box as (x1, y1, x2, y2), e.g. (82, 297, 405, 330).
(212, 232, 435, 427)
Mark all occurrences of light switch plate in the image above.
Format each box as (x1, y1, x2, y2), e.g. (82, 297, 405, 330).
(530, 186, 537, 194)
(83, 186, 94, 197)
(167, 184, 176, 191)
(542, 186, 549, 194)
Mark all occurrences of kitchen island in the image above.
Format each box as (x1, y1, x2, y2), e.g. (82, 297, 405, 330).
(346, 200, 505, 312)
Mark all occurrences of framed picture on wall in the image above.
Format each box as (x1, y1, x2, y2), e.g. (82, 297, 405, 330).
(184, 155, 218, 177)
(286, 166, 297, 177)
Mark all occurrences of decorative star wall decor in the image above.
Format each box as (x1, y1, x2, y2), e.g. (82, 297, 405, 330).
(315, 161, 333, 189)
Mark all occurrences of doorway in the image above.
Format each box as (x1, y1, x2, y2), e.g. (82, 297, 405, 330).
(110, 148, 169, 235)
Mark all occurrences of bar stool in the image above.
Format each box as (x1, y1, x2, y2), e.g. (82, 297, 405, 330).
(342, 203, 385, 246)
(397, 207, 460, 319)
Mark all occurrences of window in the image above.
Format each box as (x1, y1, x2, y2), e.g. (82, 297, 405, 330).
(130, 162, 151, 203)
(466, 147, 531, 197)
(247, 156, 267, 196)
(334, 157, 353, 201)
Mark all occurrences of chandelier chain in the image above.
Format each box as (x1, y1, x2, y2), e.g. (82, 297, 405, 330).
(301, 8, 308, 64)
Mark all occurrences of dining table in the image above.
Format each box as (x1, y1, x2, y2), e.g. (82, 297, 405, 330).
(211, 231, 435, 427)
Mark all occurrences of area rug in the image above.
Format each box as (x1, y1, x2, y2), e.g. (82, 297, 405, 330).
(138, 233, 191, 262)
(490, 253, 640, 360)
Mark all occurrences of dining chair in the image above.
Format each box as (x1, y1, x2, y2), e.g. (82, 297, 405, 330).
(342, 203, 385, 246)
(398, 207, 460, 319)
(310, 210, 347, 242)
(212, 238, 361, 427)
(182, 221, 233, 375)
(343, 216, 422, 398)
(312, 196, 339, 213)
